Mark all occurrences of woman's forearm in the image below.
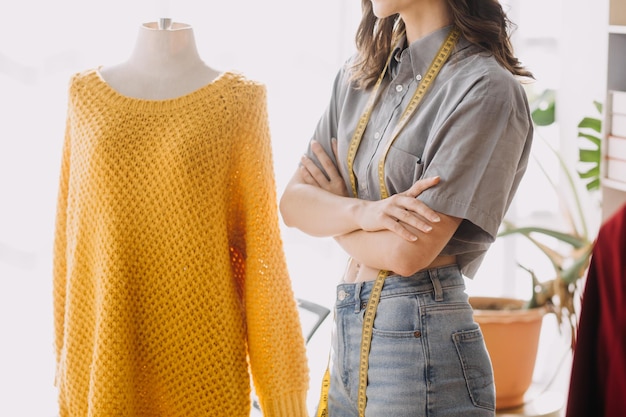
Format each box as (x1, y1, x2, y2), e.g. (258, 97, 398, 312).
(279, 176, 364, 237)
(335, 229, 431, 276)
(335, 212, 462, 276)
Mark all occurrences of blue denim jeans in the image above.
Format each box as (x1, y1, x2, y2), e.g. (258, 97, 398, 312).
(325, 265, 495, 417)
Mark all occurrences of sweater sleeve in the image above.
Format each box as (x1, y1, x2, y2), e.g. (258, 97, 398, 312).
(231, 83, 310, 417)
(52, 85, 73, 370)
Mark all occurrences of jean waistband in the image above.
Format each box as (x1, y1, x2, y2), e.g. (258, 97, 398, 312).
(335, 264, 464, 308)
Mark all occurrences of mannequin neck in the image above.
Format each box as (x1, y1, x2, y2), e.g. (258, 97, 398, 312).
(126, 22, 204, 76)
(99, 21, 220, 100)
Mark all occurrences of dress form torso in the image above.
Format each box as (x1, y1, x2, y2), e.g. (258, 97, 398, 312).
(99, 21, 220, 100)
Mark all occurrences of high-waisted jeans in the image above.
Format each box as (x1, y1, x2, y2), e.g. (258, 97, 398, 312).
(324, 265, 495, 417)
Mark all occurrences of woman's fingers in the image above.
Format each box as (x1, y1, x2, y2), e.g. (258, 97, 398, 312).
(300, 139, 348, 196)
(331, 137, 340, 162)
(300, 154, 329, 186)
(370, 194, 441, 240)
(402, 196, 441, 224)
(395, 207, 434, 233)
(311, 140, 342, 182)
(405, 175, 440, 197)
(388, 218, 420, 242)
(402, 177, 441, 223)
(299, 164, 319, 186)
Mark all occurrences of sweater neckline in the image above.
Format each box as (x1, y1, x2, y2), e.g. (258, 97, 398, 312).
(88, 68, 236, 112)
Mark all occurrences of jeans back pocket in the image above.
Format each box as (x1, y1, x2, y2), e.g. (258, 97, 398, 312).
(452, 327, 496, 411)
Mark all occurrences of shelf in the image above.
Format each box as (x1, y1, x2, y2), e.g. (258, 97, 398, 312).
(603, 0, 626, 221)
(602, 177, 626, 192)
(609, 25, 626, 34)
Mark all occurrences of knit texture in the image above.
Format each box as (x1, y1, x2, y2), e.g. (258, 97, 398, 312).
(53, 69, 309, 417)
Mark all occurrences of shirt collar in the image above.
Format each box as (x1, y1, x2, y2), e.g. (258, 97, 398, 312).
(390, 25, 457, 80)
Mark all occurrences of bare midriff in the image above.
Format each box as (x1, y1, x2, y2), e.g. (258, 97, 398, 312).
(342, 255, 457, 283)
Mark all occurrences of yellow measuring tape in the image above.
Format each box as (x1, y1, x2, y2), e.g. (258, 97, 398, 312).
(316, 27, 460, 417)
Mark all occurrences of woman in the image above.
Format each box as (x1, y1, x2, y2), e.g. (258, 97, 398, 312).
(279, 0, 533, 416)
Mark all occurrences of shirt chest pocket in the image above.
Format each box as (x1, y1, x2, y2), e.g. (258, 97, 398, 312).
(384, 145, 425, 195)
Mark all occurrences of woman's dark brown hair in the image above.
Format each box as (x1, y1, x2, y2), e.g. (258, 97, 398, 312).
(351, 0, 534, 89)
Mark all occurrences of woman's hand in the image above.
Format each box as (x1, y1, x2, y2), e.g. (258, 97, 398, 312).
(354, 177, 442, 242)
(299, 139, 349, 197)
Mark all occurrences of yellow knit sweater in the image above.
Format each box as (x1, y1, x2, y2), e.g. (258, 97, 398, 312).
(53, 69, 309, 417)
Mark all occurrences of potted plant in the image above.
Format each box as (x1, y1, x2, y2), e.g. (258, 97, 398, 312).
(470, 89, 601, 410)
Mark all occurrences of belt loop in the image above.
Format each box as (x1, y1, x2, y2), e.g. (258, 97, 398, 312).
(428, 269, 444, 301)
(354, 282, 363, 313)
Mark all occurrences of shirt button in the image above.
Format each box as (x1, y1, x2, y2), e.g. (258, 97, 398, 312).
(374, 131, 381, 140)
(395, 84, 403, 92)
(416, 74, 422, 81)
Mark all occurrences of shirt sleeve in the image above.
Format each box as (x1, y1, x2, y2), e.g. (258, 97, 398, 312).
(417, 77, 533, 245)
(231, 83, 310, 416)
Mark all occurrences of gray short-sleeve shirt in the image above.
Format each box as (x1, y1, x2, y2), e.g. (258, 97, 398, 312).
(305, 26, 534, 278)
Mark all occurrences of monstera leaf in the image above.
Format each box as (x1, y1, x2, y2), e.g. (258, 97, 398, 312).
(576, 101, 603, 191)
(530, 88, 556, 126)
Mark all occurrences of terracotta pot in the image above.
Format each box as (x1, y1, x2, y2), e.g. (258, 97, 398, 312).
(469, 296, 546, 410)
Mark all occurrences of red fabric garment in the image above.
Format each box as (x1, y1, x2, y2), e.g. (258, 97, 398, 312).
(565, 203, 626, 417)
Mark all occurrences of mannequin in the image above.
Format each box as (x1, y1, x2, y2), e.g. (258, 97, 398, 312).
(53, 17, 310, 417)
(99, 19, 221, 100)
